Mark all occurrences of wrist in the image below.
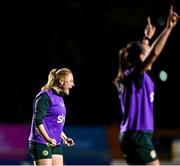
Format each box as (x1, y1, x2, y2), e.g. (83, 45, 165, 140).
(62, 135, 68, 141)
(143, 36, 151, 45)
(46, 138, 52, 143)
(144, 36, 151, 41)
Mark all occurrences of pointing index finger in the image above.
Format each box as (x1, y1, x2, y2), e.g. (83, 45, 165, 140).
(147, 16, 151, 26)
(170, 5, 173, 14)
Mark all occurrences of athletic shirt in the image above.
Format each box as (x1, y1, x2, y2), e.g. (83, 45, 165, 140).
(28, 89, 66, 145)
(119, 68, 154, 132)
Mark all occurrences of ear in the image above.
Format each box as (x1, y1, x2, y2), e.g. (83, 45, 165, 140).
(140, 53, 146, 61)
(59, 78, 64, 85)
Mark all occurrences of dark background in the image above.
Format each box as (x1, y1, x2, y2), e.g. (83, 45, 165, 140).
(2, 0, 180, 128)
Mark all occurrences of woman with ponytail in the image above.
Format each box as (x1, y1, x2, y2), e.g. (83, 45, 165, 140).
(114, 6, 179, 165)
(28, 67, 75, 165)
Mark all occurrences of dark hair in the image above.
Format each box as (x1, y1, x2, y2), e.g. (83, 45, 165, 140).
(119, 40, 144, 70)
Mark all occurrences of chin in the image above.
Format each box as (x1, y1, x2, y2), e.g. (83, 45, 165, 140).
(147, 65, 152, 71)
(64, 90, 70, 95)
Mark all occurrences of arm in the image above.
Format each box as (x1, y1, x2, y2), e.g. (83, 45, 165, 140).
(141, 5, 179, 73)
(61, 131, 75, 147)
(151, 6, 179, 56)
(34, 93, 56, 147)
(115, 16, 156, 88)
(142, 16, 156, 45)
(37, 124, 57, 147)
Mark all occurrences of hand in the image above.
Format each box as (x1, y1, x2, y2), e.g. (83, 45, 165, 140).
(166, 5, 180, 29)
(47, 138, 57, 147)
(63, 137, 75, 147)
(144, 17, 156, 39)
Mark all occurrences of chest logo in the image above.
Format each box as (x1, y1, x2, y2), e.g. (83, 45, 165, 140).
(150, 92, 154, 102)
(57, 114, 65, 123)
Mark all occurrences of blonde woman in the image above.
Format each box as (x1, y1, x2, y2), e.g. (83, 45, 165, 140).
(28, 68, 75, 165)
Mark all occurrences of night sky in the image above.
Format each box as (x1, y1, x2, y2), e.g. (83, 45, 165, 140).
(2, 0, 180, 128)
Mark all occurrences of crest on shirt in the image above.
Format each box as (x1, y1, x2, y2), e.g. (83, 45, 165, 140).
(150, 150, 156, 159)
(42, 150, 49, 156)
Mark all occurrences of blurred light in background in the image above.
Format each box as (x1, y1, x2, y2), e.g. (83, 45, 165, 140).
(159, 70, 168, 82)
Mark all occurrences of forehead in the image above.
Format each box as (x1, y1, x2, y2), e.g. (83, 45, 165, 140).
(64, 73, 74, 80)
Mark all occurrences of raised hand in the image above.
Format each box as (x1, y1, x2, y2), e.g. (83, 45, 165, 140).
(167, 5, 180, 29)
(144, 16, 156, 39)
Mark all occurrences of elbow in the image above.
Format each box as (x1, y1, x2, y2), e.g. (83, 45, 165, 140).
(34, 116, 43, 127)
(151, 50, 159, 59)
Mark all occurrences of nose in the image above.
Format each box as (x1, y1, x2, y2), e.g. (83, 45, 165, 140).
(72, 82, 75, 87)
